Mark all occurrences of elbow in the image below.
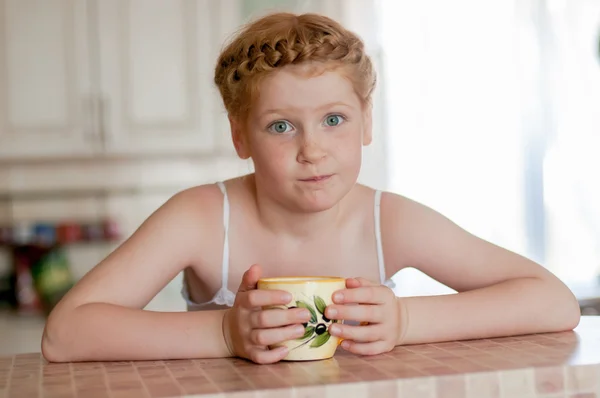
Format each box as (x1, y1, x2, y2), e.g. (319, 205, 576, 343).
(42, 327, 63, 363)
(562, 294, 581, 331)
(42, 322, 72, 363)
(550, 280, 581, 332)
(41, 328, 62, 363)
(41, 311, 74, 363)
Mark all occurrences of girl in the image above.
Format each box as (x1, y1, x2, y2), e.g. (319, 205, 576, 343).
(42, 12, 580, 364)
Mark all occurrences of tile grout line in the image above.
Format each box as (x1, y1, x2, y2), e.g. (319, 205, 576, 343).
(4, 355, 14, 397)
(162, 361, 186, 396)
(258, 362, 292, 390)
(416, 345, 495, 373)
(101, 361, 114, 398)
(229, 360, 280, 393)
(68, 362, 76, 398)
(480, 339, 563, 366)
(39, 355, 43, 398)
(447, 339, 548, 367)
(393, 353, 442, 377)
(191, 360, 225, 394)
(433, 339, 565, 396)
(360, 352, 429, 380)
(132, 361, 152, 398)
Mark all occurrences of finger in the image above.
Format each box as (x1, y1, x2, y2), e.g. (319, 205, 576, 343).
(328, 323, 381, 343)
(325, 303, 384, 323)
(345, 278, 362, 289)
(355, 277, 380, 287)
(237, 264, 262, 293)
(250, 324, 306, 346)
(250, 307, 312, 329)
(345, 277, 379, 289)
(333, 286, 390, 305)
(340, 340, 391, 356)
(249, 346, 289, 365)
(243, 289, 292, 309)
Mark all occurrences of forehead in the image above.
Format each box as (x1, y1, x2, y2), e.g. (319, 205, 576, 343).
(253, 64, 360, 113)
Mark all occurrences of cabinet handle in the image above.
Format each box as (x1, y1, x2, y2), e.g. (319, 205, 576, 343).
(98, 96, 110, 148)
(83, 96, 99, 140)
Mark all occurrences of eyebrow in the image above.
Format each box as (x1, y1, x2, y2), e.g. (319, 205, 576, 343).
(259, 101, 354, 117)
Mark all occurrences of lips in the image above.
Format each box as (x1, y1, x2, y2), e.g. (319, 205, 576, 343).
(299, 175, 332, 182)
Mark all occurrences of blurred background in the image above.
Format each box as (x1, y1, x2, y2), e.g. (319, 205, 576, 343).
(0, 0, 598, 355)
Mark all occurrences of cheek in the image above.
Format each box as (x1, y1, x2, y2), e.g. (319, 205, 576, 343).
(333, 128, 363, 161)
(252, 140, 293, 175)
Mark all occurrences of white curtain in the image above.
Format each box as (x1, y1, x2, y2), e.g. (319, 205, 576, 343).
(379, 0, 600, 294)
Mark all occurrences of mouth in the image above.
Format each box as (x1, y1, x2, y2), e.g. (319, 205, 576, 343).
(299, 175, 333, 182)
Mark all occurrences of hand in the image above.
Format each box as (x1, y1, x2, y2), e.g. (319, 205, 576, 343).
(325, 277, 402, 356)
(222, 264, 313, 364)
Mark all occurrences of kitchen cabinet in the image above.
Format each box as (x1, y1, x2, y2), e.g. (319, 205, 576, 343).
(0, 0, 97, 159)
(0, 0, 220, 159)
(94, 0, 216, 155)
(0, 0, 376, 161)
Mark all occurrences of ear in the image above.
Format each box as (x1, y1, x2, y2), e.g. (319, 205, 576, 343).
(362, 106, 373, 146)
(229, 116, 251, 159)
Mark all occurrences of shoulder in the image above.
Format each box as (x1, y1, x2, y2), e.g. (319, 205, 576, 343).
(379, 190, 433, 223)
(154, 179, 238, 240)
(376, 190, 446, 270)
(162, 175, 253, 234)
(161, 182, 224, 222)
(169, 182, 225, 209)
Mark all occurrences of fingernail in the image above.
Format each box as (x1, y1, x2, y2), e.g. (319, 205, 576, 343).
(282, 293, 292, 302)
(298, 310, 310, 320)
(296, 325, 305, 335)
(341, 340, 350, 349)
(333, 293, 343, 302)
(327, 308, 337, 317)
(329, 324, 340, 335)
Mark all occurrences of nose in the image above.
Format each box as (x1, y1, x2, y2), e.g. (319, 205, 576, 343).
(297, 132, 327, 164)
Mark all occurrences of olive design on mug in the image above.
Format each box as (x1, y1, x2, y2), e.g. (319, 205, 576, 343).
(289, 295, 339, 349)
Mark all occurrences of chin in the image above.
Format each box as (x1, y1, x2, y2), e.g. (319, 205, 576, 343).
(292, 184, 351, 213)
(295, 198, 337, 213)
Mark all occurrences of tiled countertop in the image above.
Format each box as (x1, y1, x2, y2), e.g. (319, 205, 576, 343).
(1, 317, 599, 398)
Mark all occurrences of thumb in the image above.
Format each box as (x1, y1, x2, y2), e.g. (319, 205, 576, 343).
(238, 264, 262, 292)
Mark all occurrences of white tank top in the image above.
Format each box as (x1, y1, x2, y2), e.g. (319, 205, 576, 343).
(181, 182, 394, 310)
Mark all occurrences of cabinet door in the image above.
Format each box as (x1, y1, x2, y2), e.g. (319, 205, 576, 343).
(95, 0, 215, 155)
(0, 0, 97, 159)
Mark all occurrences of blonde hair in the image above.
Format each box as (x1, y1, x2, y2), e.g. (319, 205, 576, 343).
(214, 12, 376, 123)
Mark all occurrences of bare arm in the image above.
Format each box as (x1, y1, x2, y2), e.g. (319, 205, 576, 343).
(46, 304, 230, 362)
(42, 186, 231, 362)
(381, 194, 581, 346)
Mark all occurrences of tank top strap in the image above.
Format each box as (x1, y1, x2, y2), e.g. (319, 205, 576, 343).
(216, 181, 230, 291)
(374, 190, 386, 285)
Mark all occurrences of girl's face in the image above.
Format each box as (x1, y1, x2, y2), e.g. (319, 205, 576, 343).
(233, 65, 372, 212)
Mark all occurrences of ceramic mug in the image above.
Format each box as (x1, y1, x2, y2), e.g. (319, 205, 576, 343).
(257, 276, 346, 361)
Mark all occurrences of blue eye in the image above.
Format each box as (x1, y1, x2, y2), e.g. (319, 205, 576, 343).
(268, 121, 292, 134)
(324, 114, 344, 127)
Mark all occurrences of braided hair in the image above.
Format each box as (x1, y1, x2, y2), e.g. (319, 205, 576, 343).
(214, 12, 376, 122)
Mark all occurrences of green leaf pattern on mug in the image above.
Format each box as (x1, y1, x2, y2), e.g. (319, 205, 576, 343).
(314, 296, 327, 315)
(296, 300, 317, 323)
(310, 331, 331, 348)
(291, 295, 335, 350)
(297, 326, 315, 341)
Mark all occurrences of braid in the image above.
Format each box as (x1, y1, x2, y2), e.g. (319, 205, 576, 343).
(214, 13, 376, 121)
